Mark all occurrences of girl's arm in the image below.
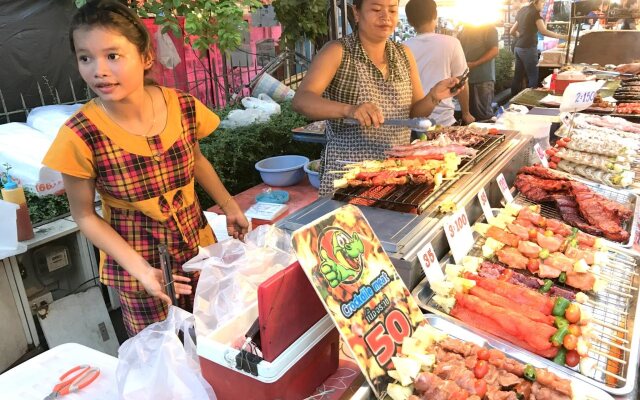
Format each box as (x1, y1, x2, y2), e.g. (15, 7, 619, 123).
(193, 143, 249, 240)
(63, 174, 191, 304)
(536, 19, 568, 40)
(510, 21, 519, 37)
(403, 45, 460, 118)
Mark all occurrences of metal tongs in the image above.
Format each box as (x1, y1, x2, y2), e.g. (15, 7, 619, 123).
(158, 244, 178, 306)
(343, 117, 437, 132)
(583, 68, 634, 78)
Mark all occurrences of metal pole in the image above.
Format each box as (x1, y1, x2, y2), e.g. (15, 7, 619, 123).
(341, 0, 348, 38)
(332, 0, 340, 40)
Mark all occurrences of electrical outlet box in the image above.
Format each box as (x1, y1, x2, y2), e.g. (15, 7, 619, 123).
(33, 245, 71, 274)
(29, 291, 53, 313)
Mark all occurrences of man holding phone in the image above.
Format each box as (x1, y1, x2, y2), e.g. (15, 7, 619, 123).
(404, 0, 474, 127)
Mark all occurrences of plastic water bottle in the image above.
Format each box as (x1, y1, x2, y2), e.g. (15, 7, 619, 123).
(1, 177, 34, 241)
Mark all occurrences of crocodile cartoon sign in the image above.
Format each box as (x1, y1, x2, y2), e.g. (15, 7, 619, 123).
(292, 205, 425, 397)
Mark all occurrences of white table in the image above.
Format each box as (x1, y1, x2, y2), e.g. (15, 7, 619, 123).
(0, 342, 118, 399)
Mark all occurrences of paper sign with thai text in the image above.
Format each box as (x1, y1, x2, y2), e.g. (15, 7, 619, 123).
(443, 208, 474, 264)
(534, 143, 549, 168)
(291, 205, 425, 397)
(496, 173, 514, 204)
(559, 80, 605, 113)
(477, 187, 493, 220)
(417, 242, 443, 284)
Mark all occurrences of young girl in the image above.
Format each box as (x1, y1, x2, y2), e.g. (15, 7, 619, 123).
(43, 0, 249, 336)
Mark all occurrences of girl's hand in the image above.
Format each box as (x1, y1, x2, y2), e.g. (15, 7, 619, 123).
(347, 102, 384, 128)
(139, 266, 192, 305)
(430, 77, 460, 101)
(223, 199, 249, 240)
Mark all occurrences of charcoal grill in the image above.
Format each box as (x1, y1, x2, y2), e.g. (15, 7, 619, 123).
(332, 133, 506, 214)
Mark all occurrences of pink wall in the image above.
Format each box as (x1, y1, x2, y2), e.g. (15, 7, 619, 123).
(142, 16, 282, 108)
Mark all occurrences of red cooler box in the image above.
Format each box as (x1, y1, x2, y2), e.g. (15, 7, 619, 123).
(198, 302, 339, 400)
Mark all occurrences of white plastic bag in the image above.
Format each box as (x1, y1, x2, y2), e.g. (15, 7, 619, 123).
(116, 306, 216, 400)
(241, 94, 281, 115)
(0, 122, 64, 196)
(219, 95, 281, 129)
(183, 225, 296, 338)
(26, 104, 83, 140)
(156, 30, 181, 69)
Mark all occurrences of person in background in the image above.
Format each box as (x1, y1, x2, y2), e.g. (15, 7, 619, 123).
(403, 0, 474, 127)
(292, 0, 460, 196)
(458, 23, 499, 121)
(510, 0, 568, 96)
(42, 0, 249, 336)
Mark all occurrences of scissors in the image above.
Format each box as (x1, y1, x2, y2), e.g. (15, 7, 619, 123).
(43, 365, 100, 399)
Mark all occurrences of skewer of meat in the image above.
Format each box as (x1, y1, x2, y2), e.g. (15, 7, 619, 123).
(477, 261, 577, 301)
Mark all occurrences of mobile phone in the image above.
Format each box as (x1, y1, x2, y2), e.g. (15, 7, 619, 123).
(450, 68, 470, 93)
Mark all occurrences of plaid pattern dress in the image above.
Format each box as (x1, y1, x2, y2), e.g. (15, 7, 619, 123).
(44, 88, 218, 336)
(319, 34, 414, 196)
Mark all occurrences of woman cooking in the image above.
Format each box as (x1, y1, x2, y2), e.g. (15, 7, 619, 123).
(292, 0, 460, 196)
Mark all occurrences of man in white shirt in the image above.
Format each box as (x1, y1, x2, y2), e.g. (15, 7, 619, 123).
(404, 0, 474, 126)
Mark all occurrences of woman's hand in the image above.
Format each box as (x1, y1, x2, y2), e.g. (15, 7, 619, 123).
(347, 102, 384, 128)
(138, 266, 192, 305)
(223, 199, 250, 240)
(429, 77, 460, 102)
(616, 63, 640, 75)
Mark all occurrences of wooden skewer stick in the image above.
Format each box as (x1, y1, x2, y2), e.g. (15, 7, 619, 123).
(590, 273, 637, 291)
(606, 253, 637, 266)
(590, 348, 627, 365)
(605, 261, 638, 274)
(595, 366, 626, 382)
(585, 299, 628, 315)
(590, 326, 630, 344)
(590, 318, 629, 334)
(602, 287, 633, 298)
(589, 335, 631, 353)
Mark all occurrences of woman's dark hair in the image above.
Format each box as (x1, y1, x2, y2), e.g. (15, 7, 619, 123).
(405, 0, 437, 28)
(353, 0, 400, 10)
(69, 0, 153, 61)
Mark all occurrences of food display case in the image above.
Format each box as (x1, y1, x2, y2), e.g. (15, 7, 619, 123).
(278, 115, 640, 399)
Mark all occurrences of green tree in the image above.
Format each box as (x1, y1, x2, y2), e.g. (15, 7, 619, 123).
(75, 0, 262, 55)
(272, 0, 329, 50)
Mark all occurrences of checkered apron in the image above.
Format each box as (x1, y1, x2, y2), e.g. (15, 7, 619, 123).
(65, 92, 212, 336)
(318, 34, 414, 196)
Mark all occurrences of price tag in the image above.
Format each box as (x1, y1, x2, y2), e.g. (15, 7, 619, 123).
(417, 242, 444, 283)
(534, 143, 549, 168)
(496, 173, 514, 204)
(559, 80, 605, 113)
(444, 209, 474, 264)
(477, 187, 494, 220)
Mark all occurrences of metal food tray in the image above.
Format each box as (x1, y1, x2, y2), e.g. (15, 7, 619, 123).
(333, 133, 506, 214)
(412, 242, 640, 395)
(512, 177, 640, 249)
(423, 314, 616, 400)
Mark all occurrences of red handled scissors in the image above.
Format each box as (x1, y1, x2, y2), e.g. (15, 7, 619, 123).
(43, 365, 100, 399)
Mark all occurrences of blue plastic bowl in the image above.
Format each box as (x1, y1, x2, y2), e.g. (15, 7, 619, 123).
(304, 160, 321, 189)
(255, 155, 309, 187)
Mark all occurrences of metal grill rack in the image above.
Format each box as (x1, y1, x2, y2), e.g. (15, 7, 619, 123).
(333, 133, 506, 214)
(415, 222, 640, 395)
(511, 179, 639, 248)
